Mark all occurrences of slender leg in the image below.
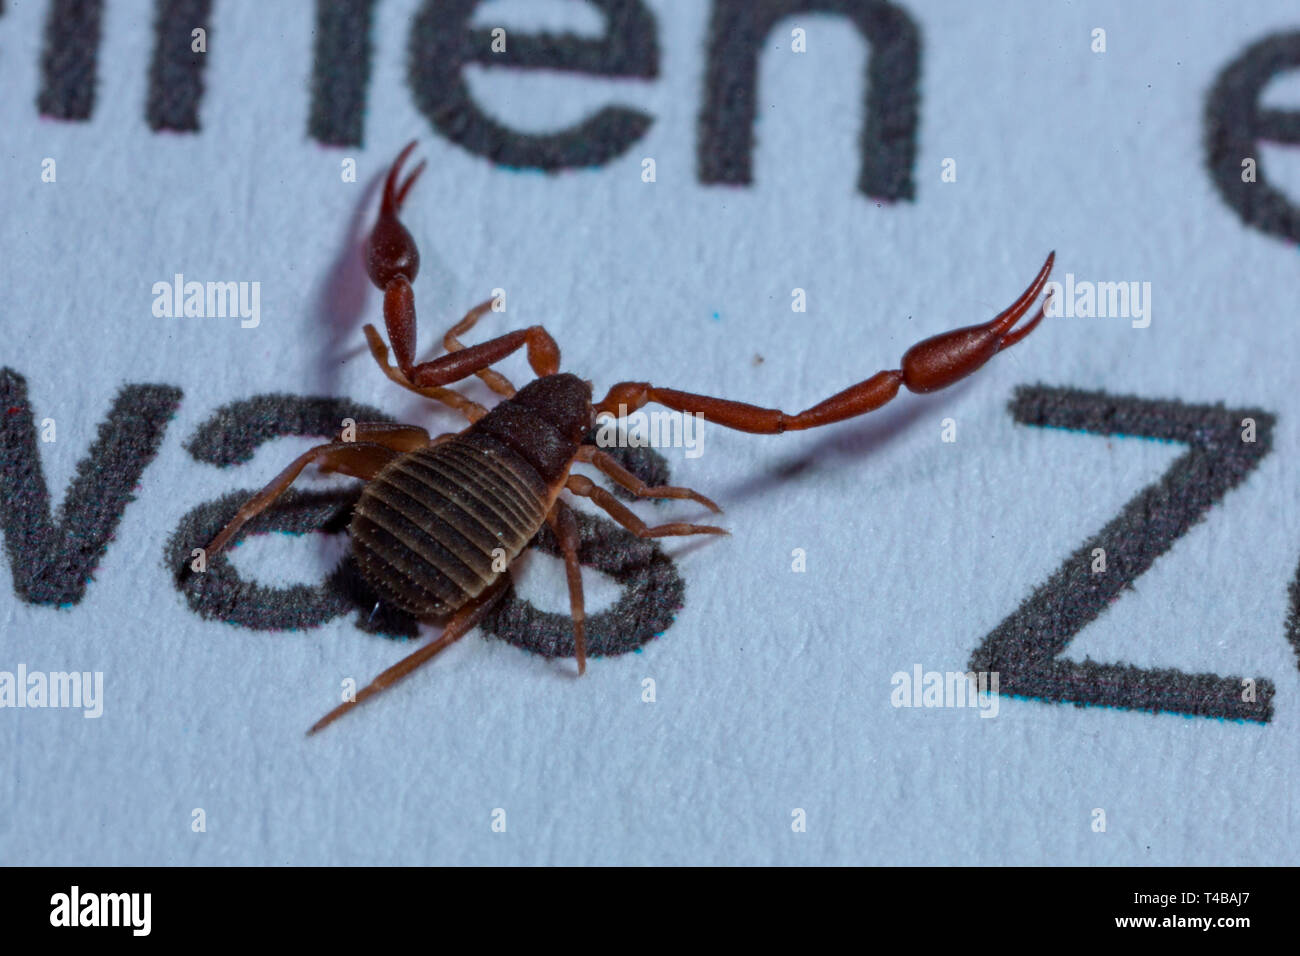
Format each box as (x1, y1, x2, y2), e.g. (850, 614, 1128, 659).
(576, 445, 721, 513)
(364, 324, 489, 422)
(593, 253, 1055, 434)
(566, 475, 727, 538)
(365, 318, 555, 410)
(338, 422, 432, 451)
(444, 297, 517, 397)
(546, 501, 588, 675)
(202, 441, 402, 558)
(307, 574, 510, 735)
(406, 320, 560, 389)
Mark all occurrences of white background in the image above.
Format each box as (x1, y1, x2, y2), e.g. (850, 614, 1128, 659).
(0, 0, 1297, 864)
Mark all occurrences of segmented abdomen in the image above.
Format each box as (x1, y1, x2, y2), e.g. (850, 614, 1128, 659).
(349, 432, 550, 618)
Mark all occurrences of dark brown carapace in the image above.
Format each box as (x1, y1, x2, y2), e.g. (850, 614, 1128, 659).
(203, 142, 1055, 735)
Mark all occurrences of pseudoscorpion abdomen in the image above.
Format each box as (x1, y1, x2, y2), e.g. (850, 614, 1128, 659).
(350, 433, 550, 618)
